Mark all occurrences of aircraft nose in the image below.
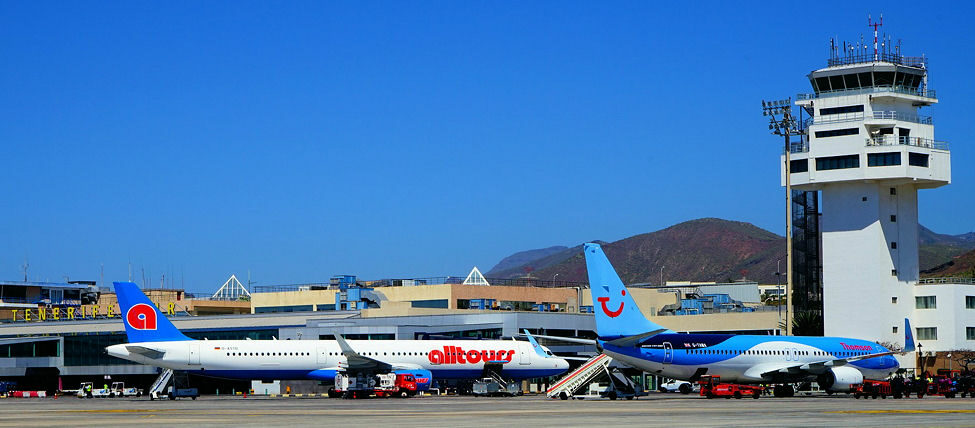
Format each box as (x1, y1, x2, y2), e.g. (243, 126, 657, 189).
(557, 358, 569, 371)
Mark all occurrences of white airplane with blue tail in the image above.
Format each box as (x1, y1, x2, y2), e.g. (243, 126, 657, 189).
(105, 282, 569, 393)
(539, 243, 912, 395)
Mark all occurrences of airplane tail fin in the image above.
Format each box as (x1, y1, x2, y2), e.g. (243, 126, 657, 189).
(902, 318, 915, 353)
(584, 243, 672, 340)
(114, 282, 191, 343)
(523, 329, 551, 358)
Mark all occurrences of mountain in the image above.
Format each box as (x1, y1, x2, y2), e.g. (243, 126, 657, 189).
(488, 219, 974, 285)
(921, 247, 975, 278)
(918, 225, 975, 271)
(490, 218, 786, 284)
(485, 246, 569, 277)
(486, 243, 609, 279)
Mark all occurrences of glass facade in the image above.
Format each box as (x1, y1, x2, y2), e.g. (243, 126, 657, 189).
(0, 340, 59, 358)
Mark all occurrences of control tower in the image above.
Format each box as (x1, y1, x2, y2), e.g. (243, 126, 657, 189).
(786, 30, 951, 347)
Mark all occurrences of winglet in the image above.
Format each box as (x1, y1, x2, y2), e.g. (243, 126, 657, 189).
(902, 318, 915, 353)
(333, 333, 358, 356)
(523, 329, 549, 358)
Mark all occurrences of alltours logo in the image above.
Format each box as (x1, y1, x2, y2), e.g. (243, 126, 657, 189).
(427, 346, 515, 365)
(126, 303, 158, 330)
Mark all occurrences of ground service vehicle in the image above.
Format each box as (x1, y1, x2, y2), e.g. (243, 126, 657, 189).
(166, 386, 199, 400)
(333, 372, 417, 398)
(852, 380, 890, 399)
(76, 382, 112, 398)
(110, 382, 143, 397)
(374, 374, 418, 398)
(472, 377, 522, 397)
(658, 379, 696, 394)
(698, 376, 762, 399)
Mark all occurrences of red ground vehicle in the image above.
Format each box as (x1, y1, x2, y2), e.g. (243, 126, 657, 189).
(375, 374, 418, 398)
(698, 375, 763, 399)
(852, 380, 891, 399)
(927, 370, 959, 398)
(334, 373, 418, 398)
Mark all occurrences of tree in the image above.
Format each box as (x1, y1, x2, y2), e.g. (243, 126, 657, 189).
(875, 340, 903, 353)
(948, 349, 975, 372)
(790, 309, 823, 336)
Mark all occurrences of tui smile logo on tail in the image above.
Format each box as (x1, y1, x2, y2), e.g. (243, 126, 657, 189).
(126, 303, 158, 330)
(597, 289, 626, 317)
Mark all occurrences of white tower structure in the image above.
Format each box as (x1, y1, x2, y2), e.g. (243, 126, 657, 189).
(785, 31, 968, 354)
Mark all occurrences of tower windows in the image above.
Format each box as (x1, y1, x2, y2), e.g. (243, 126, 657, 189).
(868, 152, 901, 167)
(909, 152, 929, 167)
(891, 242, 897, 249)
(891, 297, 897, 304)
(820, 105, 864, 115)
(893, 326, 898, 334)
(890, 215, 897, 222)
(890, 187, 897, 195)
(968, 327, 975, 341)
(816, 155, 859, 170)
(815, 128, 860, 138)
(965, 296, 975, 309)
(790, 159, 809, 173)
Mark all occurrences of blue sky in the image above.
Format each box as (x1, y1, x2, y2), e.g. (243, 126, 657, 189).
(2, 1, 973, 292)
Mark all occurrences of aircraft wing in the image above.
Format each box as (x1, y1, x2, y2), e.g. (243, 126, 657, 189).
(125, 345, 166, 360)
(754, 318, 915, 380)
(753, 350, 899, 379)
(333, 334, 396, 372)
(519, 333, 598, 346)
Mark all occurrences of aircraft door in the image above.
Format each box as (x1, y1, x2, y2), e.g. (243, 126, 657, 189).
(519, 344, 531, 365)
(188, 343, 201, 365)
(317, 346, 329, 366)
(663, 342, 674, 364)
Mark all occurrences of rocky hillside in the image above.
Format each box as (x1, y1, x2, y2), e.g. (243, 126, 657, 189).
(488, 219, 975, 284)
(488, 218, 786, 284)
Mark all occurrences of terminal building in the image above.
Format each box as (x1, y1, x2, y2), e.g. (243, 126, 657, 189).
(785, 30, 974, 368)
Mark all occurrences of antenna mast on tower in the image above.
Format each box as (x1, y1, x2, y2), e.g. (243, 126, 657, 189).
(869, 14, 883, 60)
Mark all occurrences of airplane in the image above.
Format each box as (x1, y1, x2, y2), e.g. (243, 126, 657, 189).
(105, 282, 569, 395)
(534, 243, 911, 397)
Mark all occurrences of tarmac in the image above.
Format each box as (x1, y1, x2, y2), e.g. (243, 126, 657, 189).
(2, 393, 974, 427)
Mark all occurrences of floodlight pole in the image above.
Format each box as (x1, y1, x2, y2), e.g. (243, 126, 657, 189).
(762, 98, 798, 336)
(784, 126, 793, 336)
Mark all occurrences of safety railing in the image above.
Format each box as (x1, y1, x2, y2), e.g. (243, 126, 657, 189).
(917, 277, 975, 285)
(797, 86, 936, 100)
(827, 53, 927, 68)
(804, 112, 864, 127)
(866, 135, 949, 151)
(871, 111, 933, 124)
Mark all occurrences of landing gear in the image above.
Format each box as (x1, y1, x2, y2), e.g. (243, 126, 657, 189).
(772, 385, 795, 398)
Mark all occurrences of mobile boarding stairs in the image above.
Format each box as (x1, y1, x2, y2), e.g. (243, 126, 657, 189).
(546, 354, 644, 400)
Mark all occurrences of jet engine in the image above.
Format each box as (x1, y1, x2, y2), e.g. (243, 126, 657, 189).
(816, 366, 863, 391)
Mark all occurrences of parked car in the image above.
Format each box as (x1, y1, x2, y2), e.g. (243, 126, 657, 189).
(658, 379, 697, 394)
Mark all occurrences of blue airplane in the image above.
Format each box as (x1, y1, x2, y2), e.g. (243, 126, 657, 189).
(546, 243, 911, 395)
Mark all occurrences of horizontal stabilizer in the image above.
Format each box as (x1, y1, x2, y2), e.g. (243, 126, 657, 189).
(125, 345, 166, 359)
(606, 329, 668, 347)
